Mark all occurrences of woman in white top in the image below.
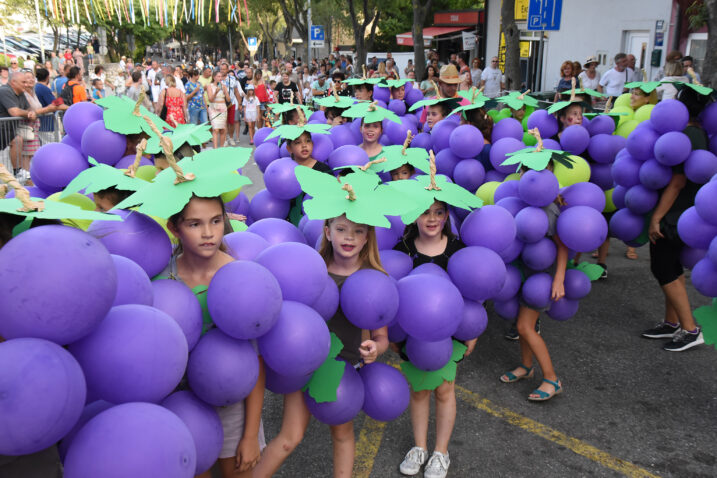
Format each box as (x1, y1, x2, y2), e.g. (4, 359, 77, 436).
(578, 57, 601, 91)
(470, 58, 482, 87)
(655, 61, 689, 101)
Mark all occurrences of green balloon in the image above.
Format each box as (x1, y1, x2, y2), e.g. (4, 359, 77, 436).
(604, 188, 616, 213)
(615, 119, 639, 138)
(497, 110, 512, 121)
(521, 115, 530, 131)
(487, 109, 499, 120)
(46, 192, 96, 211)
(554, 155, 590, 187)
(136, 165, 158, 182)
(499, 108, 511, 116)
(613, 93, 631, 109)
(504, 173, 521, 181)
(524, 105, 535, 117)
(523, 131, 537, 146)
(634, 104, 654, 123)
(476, 181, 500, 205)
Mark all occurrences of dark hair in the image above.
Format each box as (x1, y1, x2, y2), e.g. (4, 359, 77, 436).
(0, 66, 8, 73)
(94, 65, 103, 75)
(463, 107, 494, 140)
(354, 83, 373, 94)
(402, 200, 453, 243)
(429, 102, 453, 118)
(94, 187, 134, 207)
(423, 65, 436, 82)
(285, 130, 312, 148)
(68, 66, 81, 80)
(92, 78, 102, 87)
(35, 68, 50, 82)
(677, 86, 711, 119)
(325, 107, 345, 121)
(682, 55, 694, 63)
(167, 196, 229, 256)
(614, 53, 627, 63)
(282, 108, 300, 125)
(131, 70, 142, 82)
(556, 102, 585, 132)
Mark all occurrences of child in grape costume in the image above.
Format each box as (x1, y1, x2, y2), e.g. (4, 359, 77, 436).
(254, 167, 414, 477)
(115, 131, 263, 478)
(341, 101, 401, 161)
(388, 153, 483, 478)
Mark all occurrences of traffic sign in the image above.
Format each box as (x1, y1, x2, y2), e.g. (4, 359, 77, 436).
(527, 0, 562, 31)
(310, 25, 325, 48)
(247, 37, 258, 49)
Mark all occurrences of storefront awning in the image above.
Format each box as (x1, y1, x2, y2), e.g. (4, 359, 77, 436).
(396, 26, 469, 47)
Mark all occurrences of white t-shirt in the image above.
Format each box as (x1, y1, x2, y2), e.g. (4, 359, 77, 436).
(242, 96, 258, 113)
(599, 68, 629, 97)
(578, 71, 600, 91)
(470, 68, 482, 87)
(147, 68, 160, 102)
(481, 66, 503, 98)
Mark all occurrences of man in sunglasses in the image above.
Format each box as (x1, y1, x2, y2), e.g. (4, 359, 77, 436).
(480, 56, 505, 98)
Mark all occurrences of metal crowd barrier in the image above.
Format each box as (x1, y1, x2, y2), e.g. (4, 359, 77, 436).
(0, 112, 64, 172)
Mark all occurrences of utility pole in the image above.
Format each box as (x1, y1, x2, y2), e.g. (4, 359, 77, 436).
(307, 0, 312, 64)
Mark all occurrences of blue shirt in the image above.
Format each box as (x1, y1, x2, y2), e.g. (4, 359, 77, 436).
(52, 76, 68, 97)
(35, 83, 55, 132)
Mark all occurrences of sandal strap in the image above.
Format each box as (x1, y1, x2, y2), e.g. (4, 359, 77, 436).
(530, 388, 550, 399)
(542, 378, 561, 390)
(518, 364, 534, 373)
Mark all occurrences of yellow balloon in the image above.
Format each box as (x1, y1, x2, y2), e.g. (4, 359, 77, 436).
(609, 105, 634, 126)
(504, 173, 521, 181)
(220, 171, 243, 203)
(634, 104, 654, 123)
(476, 181, 500, 205)
(150, 214, 179, 245)
(46, 192, 96, 230)
(554, 155, 590, 187)
(604, 188, 616, 213)
(613, 93, 631, 109)
(136, 165, 159, 182)
(615, 119, 639, 138)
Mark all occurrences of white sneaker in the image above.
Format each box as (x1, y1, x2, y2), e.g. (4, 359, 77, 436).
(424, 451, 450, 478)
(15, 169, 31, 185)
(399, 446, 427, 475)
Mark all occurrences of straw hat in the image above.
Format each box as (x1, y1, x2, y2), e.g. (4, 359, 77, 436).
(439, 64, 461, 84)
(583, 56, 599, 68)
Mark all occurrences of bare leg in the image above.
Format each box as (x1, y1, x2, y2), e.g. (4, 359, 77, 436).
(252, 391, 310, 478)
(218, 457, 253, 478)
(516, 306, 558, 396)
(212, 128, 220, 149)
(330, 421, 355, 478)
(433, 380, 456, 455)
(408, 389, 431, 450)
(597, 239, 610, 264)
(248, 122, 255, 143)
(9, 136, 22, 170)
(219, 128, 227, 148)
(662, 275, 696, 331)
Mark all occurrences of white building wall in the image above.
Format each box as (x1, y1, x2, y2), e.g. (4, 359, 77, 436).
(485, 0, 673, 91)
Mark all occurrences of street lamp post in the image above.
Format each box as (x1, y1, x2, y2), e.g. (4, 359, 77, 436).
(307, 0, 312, 65)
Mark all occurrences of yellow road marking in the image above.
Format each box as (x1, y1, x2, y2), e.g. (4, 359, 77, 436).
(454, 385, 660, 478)
(353, 417, 386, 478)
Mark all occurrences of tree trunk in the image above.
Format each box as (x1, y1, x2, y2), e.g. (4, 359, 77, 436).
(703, 0, 717, 88)
(346, 0, 377, 72)
(501, 0, 521, 91)
(412, 0, 432, 82)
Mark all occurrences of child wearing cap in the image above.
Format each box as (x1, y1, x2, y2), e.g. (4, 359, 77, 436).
(242, 85, 259, 144)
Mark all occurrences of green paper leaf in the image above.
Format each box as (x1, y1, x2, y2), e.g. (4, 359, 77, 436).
(547, 100, 572, 115)
(145, 123, 213, 154)
(388, 175, 483, 224)
(302, 334, 346, 403)
(313, 95, 358, 109)
(11, 216, 33, 237)
(267, 102, 313, 115)
(503, 147, 574, 172)
(625, 81, 661, 94)
(230, 219, 248, 232)
(400, 340, 467, 392)
(409, 96, 463, 113)
(343, 78, 383, 86)
(369, 145, 431, 174)
(496, 91, 540, 110)
(266, 123, 331, 141)
(98, 95, 173, 136)
(0, 198, 124, 222)
(341, 102, 401, 125)
(61, 161, 145, 198)
(694, 301, 717, 348)
(379, 78, 415, 89)
(565, 262, 604, 282)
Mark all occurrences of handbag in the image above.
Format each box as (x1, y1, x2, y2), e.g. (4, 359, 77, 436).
(159, 92, 167, 120)
(17, 124, 34, 141)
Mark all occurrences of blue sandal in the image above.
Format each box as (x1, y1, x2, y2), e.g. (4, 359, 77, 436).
(500, 364, 534, 383)
(528, 379, 563, 401)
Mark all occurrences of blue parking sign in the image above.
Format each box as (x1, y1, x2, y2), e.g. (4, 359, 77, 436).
(248, 37, 257, 48)
(527, 0, 562, 31)
(311, 26, 325, 42)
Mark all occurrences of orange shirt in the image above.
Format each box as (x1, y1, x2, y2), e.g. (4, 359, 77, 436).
(67, 81, 87, 103)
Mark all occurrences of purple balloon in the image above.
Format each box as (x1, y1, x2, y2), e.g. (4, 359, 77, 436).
(0, 338, 86, 455)
(187, 329, 259, 406)
(411, 132, 432, 150)
(302, 219, 325, 247)
(115, 153, 153, 169)
(527, 109, 558, 139)
(69, 304, 187, 403)
(609, 208, 645, 241)
(264, 157, 301, 200)
(685, 149, 717, 184)
(328, 144, 369, 169)
(305, 361, 364, 425)
(654, 131, 691, 166)
(88, 209, 172, 278)
(249, 189, 290, 221)
(450, 124, 485, 158)
(152, 280, 203, 351)
(496, 196, 528, 216)
(521, 272, 553, 309)
(650, 99, 689, 134)
(560, 125, 590, 155)
(639, 159, 673, 190)
(247, 217, 307, 245)
(405, 336, 454, 371)
(58, 400, 113, 460)
(564, 269, 591, 300)
(542, 138, 561, 150)
(388, 321, 408, 342)
(612, 185, 627, 209)
(680, 246, 707, 269)
(522, 237, 557, 271)
(626, 123, 660, 160)
(161, 391, 223, 475)
(254, 142, 281, 172)
(515, 206, 549, 243)
(255, 242, 327, 304)
(81, 120, 127, 166)
(453, 159, 485, 192)
(375, 226, 400, 250)
(519, 169, 559, 207)
(453, 300, 488, 341)
(4, 184, 50, 199)
(226, 191, 250, 216)
(561, 182, 606, 211)
(624, 184, 658, 214)
(447, 246, 507, 301)
(492, 118, 523, 142)
(311, 274, 340, 320)
(280, 142, 289, 157)
(710, 236, 717, 265)
(590, 162, 615, 190)
(494, 180, 519, 203)
(696, 180, 717, 226)
(208, 261, 282, 339)
(0, 225, 116, 344)
(490, 137, 525, 173)
(405, 88, 424, 107)
(63, 101, 104, 142)
(396, 274, 464, 341)
(612, 153, 643, 188)
(61, 131, 84, 152)
(224, 231, 271, 261)
(691, 258, 717, 297)
(329, 124, 357, 148)
(556, 205, 608, 252)
(265, 365, 312, 394)
(498, 237, 524, 262)
(386, 119, 413, 145)
(311, 133, 334, 163)
(496, 296, 520, 321)
(254, 127, 276, 147)
(588, 134, 620, 164)
(63, 402, 196, 478)
(259, 301, 330, 376)
(341, 269, 399, 329)
(359, 362, 410, 421)
(547, 298, 579, 321)
(461, 205, 517, 253)
(587, 115, 616, 136)
(409, 262, 452, 280)
(374, 86, 390, 103)
(494, 265, 522, 302)
(379, 249, 414, 280)
(435, 148, 461, 178)
(678, 206, 717, 249)
(388, 99, 407, 116)
(30, 143, 88, 193)
(111, 254, 153, 306)
(431, 120, 458, 152)
(701, 102, 717, 135)
(309, 110, 327, 123)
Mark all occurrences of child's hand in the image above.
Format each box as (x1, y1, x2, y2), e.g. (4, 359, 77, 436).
(551, 278, 565, 301)
(227, 212, 247, 222)
(463, 338, 477, 357)
(235, 436, 260, 472)
(360, 340, 378, 364)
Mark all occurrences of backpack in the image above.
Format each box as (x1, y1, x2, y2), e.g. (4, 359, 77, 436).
(60, 81, 80, 106)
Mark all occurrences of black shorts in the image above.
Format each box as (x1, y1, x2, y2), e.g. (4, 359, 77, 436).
(649, 223, 684, 286)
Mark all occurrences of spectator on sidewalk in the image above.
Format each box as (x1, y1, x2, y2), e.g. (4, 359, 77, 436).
(598, 53, 629, 103)
(480, 57, 505, 98)
(0, 72, 37, 181)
